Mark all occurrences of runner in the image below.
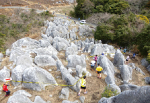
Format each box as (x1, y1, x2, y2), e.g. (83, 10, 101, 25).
(125, 55, 130, 64)
(3, 83, 10, 96)
(78, 76, 87, 96)
(96, 64, 103, 79)
(94, 55, 98, 63)
(90, 60, 96, 71)
(124, 48, 127, 54)
(132, 53, 136, 59)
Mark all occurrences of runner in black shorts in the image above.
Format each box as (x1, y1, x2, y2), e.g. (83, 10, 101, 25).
(78, 76, 87, 96)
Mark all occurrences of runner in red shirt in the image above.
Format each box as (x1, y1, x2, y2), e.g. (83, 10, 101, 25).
(3, 83, 10, 96)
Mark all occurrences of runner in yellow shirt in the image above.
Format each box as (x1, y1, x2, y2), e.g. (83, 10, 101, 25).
(78, 76, 87, 96)
(96, 64, 103, 79)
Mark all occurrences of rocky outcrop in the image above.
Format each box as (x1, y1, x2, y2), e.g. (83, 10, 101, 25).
(119, 65, 132, 83)
(34, 96, 46, 103)
(34, 55, 56, 67)
(39, 39, 51, 47)
(80, 96, 85, 103)
(59, 87, 69, 100)
(83, 42, 94, 53)
(65, 43, 78, 57)
(15, 55, 33, 67)
(13, 90, 32, 97)
(56, 60, 63, 71)
(7, 94, 32, 103)
(8, 90, 46, 103)
(97, 55, 115, 85)
(62, 100, 80, 103)
(22, 67, 57, 91)
(91, 44, 115, 56)
(11, 65, 27, 87)
(141, 58, 149, 67)
(0, 66, 10, 82)
(60, 66, 80, 92)
(119, 84, 139, 92)
(67, 54, 86, 68)
(98, 86, 150, 103)
(0, 53, 3, 61)
(98, 55, 121, 93)
(6, 49, 11, 56)
(145, 77, 150, 84)
(52, 37, 70, 51)
(114, 49, 125, 67)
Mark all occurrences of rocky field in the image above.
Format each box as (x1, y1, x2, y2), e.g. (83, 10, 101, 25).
(0, 15, 150, 103)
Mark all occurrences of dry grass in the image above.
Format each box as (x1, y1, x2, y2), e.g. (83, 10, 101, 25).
(86, 13, 114, 25)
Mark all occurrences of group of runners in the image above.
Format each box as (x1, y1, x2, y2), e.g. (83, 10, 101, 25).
(78, 55, 103, 96)
(78, 48, 137, 96)
(120, 47, 136, 64)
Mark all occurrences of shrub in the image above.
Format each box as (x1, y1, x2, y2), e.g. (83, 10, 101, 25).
(102, 86, 119, 98)
(147, 50, 150, 63)
(136, 24, 150, 56)
(136, 15, 149, 24)
(94, 24, 114, 43)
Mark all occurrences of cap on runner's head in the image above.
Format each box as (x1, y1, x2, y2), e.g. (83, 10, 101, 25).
(83, 76, 86, 79)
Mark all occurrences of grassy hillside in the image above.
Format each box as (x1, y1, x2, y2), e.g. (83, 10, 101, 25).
(0, 0, 74, 6)
(0, 9, 53, 53)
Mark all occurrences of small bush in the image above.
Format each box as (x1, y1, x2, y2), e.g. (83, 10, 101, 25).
(102, 86, 119, 98)
(147, 50, 150, 63)
(136, 15, 149, 24)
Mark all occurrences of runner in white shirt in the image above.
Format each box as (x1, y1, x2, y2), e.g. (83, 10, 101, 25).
(125, 55, 130, 64)
(90, 60, 96, 70)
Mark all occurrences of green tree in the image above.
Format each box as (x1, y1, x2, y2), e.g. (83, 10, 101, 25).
(136, 25, 150, 56)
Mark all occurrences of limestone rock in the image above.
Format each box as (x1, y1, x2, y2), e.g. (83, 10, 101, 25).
(145, 77, 150, 84)
(13, 90, 32, 97)
(0, 66, 10, 82)
(15, 55, 33, 67)
(11, 65, 27, 87)
(39, 39, 51, 47)
(65, 43, 78, 57)
(34, 55, 56, 67)
(147, 65, 150, 72)
(60, 66, 79, 92)
(91, 44, 115, 57)
(135, 67, 145, 75)
(34, 96, 46, 103)
(80, 96, 85, 103)
(119, 65, 132, 83)
(107, 84, 121, 93)
(22, 67, 57, 91)
(67, 54, 86, 68)
(59, 87, 69, 100)
(97, 55, 115, 85)
(12, 37, 40, 49)
(76, 65, 83, 77)
(83, 42, 94, 53)
(6, 49, 11, 56)
(0, 53, 3, 61)
(56, 60, 63, 71)
(114, 49, 125, 67)
(98, 86, 150, 103)
(119, 84, 139, 92)
(7, 94, 32, 103)
(141, 58, 149, 67)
